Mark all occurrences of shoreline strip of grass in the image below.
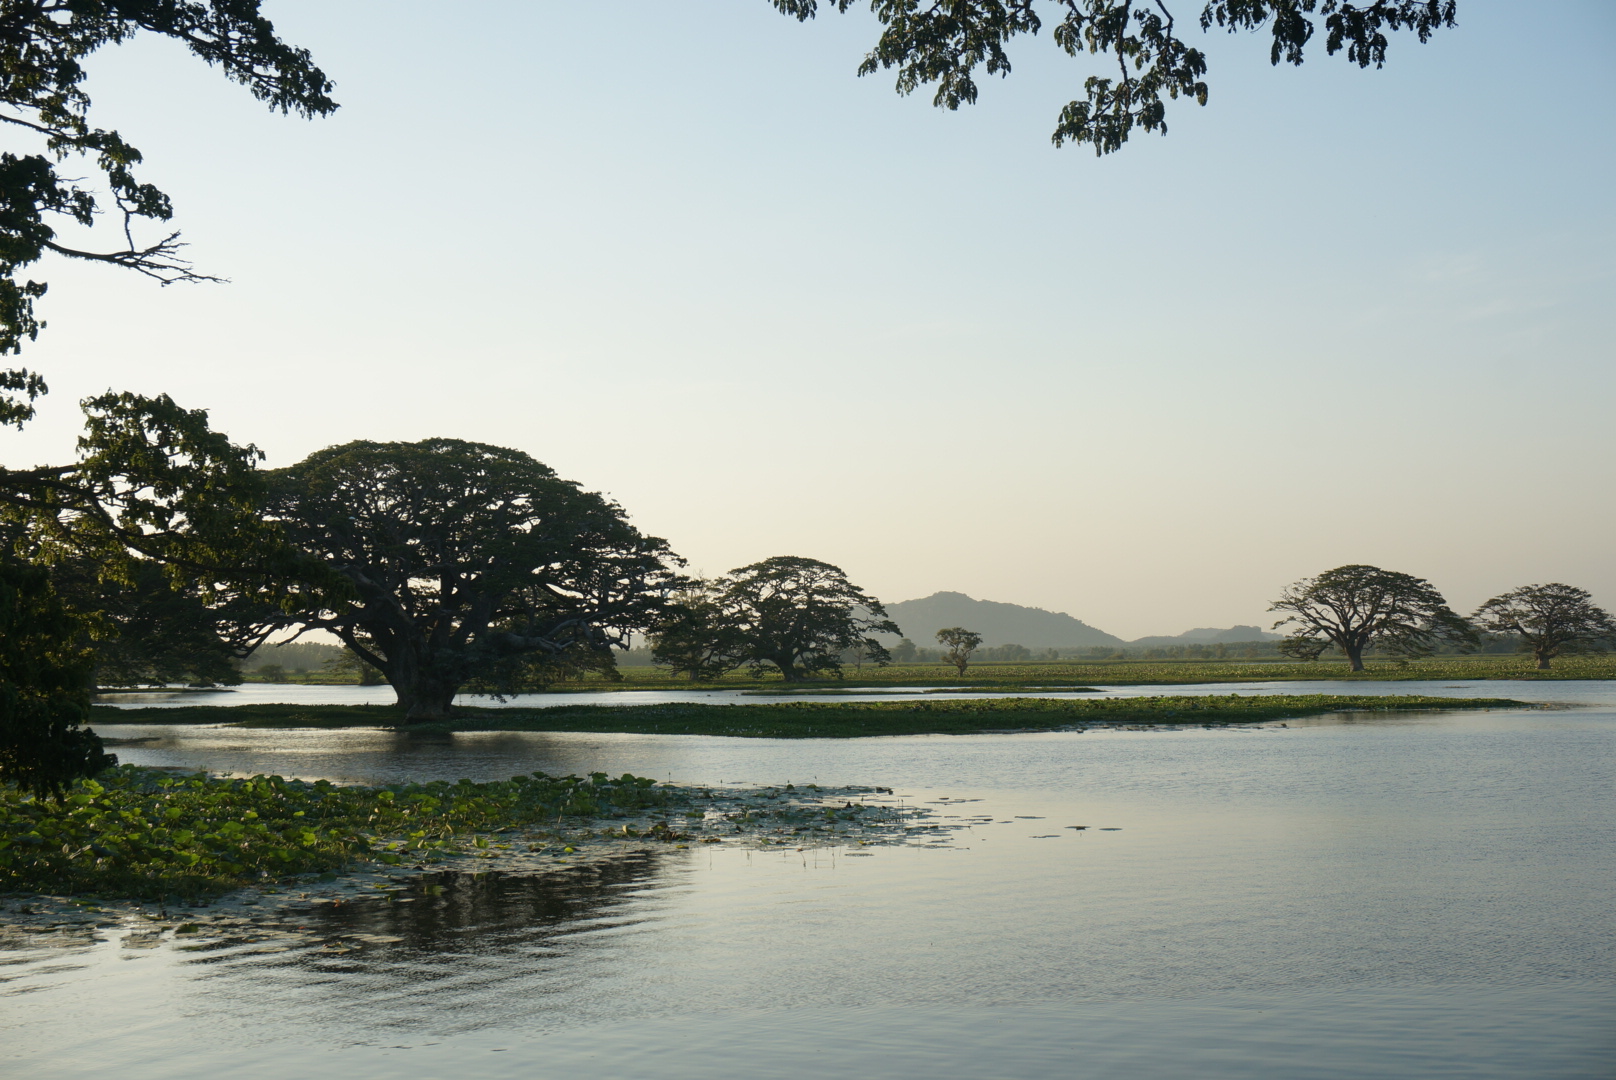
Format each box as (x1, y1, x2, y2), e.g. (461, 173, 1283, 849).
(91, 694, 1536, 739)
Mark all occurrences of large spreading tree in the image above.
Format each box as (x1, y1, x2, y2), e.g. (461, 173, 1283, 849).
(0, 4, 334, 790)
(258, 439, 679, 721)
(773, 1, 1456, 154)
(1270, 563, 1474, 671)
(1472, 584, 1614, 671)
(649, 580, 749, 682)
(714, 556, 900, 681)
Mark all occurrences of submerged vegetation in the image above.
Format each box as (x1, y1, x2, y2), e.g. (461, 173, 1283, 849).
(93, 694, 1530, 739)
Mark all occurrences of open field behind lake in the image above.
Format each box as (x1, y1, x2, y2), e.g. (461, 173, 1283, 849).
(224, 654, 1616, 693)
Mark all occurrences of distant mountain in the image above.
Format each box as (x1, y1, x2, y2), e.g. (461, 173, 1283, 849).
(1128, 625, 1279, 648)
(881, 592, 1125, 649)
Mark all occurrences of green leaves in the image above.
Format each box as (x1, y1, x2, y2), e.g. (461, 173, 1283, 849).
(1472, 584, 1615, 670)
(1271, 564, 1476, 670)
(776, 2, 1456, 154)
(0, 765, 669, 899)
(711, 556, 901, 681)
(0, 1, 336, 415)
(0, 555, 110, 795)
(261, 438, 680, 719)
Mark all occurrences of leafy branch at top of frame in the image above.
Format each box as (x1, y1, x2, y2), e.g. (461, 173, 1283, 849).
(772, 1, 1457, 154)
(0, 0, 338, 432)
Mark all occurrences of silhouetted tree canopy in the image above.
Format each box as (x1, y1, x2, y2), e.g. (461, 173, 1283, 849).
(936, 626, 983, 675)
(650, 580, 749, 682)
(259, 439, 679, 721)
(773, 1, 1455, 153)
(0, 555, 112, 794)
(1270, 563, 1474, 671)
(716, 556, 900, 681)
(1472, 584, 1614, 671)
(0, 0, 335, 422)
(0, 392, 309, 787)
(51, 557, 245, 687)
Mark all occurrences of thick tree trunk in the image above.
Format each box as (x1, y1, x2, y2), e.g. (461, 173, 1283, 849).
(397, 677, 458, 722)
(1343, 643, 1366, 672)
(1536, 649, 1552, 670)
(775, 659, 801, 682)
(383, 649, 460, 722)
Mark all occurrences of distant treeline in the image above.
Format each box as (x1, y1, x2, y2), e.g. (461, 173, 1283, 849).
(823, 635, 1532, 665)
(239, 641, 346, 674)
(233, 631, 1537, 678)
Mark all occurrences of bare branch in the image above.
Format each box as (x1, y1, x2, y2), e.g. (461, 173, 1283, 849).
(41, 232, 226, 286)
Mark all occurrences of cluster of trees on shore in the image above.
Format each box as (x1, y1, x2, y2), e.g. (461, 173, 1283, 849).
(0, 2, 1513, 797)
(879, 568, 1616, 678)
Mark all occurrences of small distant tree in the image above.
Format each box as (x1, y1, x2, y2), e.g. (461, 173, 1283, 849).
(889, 638, 920, 664)
(1270, 564, 1474, 672)
(718, 556, 900, 681)
(1472, 584, 1615, 671)
(936, 627, 983, 676)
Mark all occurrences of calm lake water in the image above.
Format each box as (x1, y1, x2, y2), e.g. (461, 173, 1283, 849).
(8, 681, 1613, 1078)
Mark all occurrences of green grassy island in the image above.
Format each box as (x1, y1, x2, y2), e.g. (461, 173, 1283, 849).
(94, 693, 1533, 739)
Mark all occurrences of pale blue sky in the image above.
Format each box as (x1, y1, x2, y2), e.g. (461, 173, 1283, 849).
(6, 1, 1613, 638)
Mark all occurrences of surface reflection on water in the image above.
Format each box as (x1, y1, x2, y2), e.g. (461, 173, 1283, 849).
(92, 675, 1616, 712)
(7, 694, 1614, 1078)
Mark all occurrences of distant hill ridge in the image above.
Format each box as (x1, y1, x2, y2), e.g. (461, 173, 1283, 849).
(880, 593, 1278, 650)
(1126, 625, 1280, 648)
(881, 592, 1125, 649)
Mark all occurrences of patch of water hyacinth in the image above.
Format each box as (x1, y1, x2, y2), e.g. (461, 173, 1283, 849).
(0, 766, 673, 900)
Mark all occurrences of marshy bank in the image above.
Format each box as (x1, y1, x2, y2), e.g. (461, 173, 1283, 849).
(92, 694, 1535, 738)
(0, 766, 935, 911)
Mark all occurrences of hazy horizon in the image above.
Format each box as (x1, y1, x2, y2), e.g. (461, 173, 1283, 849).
(2, 0, 1610, 639)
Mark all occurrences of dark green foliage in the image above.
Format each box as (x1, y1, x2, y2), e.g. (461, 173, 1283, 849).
(90, 693, 1527, 740)
(1473, 584, 1615, 671)
(261, 439, 678, 721)
(0, 765, 667, 899)
(0, 555, 113, 794)
(714, 556, 901, 682)
(53, 559, 243, 687)
(1, 394, 314, 785)
(0, 6, 332, 790)
(773, 1, 1454, 154)
(322, 647, 387, 686)
(936, 627, 983, 675)
(0, 1, 334, 415)
(650, 581, 748, 681)
(1271, 564, 1475, 672)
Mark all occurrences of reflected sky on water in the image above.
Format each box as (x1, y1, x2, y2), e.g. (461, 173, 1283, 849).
(8, 686, 1613, 1078)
